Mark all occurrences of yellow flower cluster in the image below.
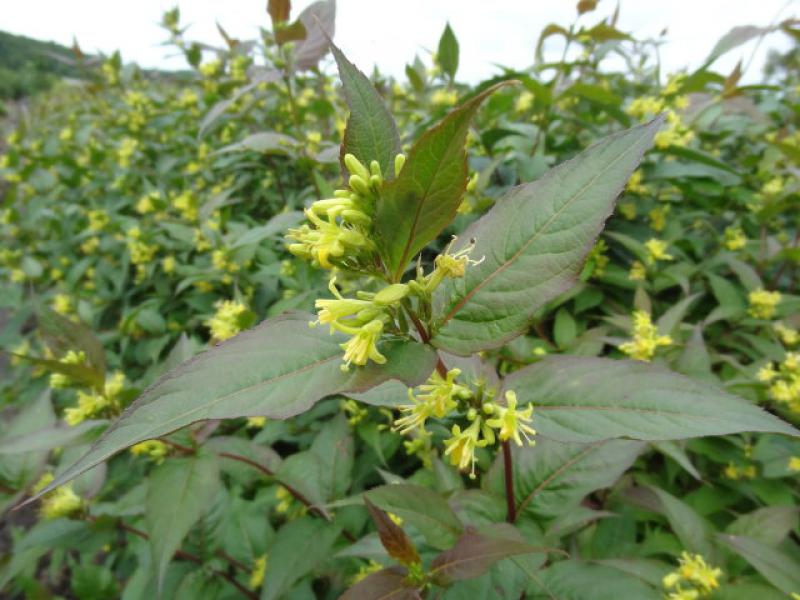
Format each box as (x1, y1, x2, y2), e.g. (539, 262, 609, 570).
(126, 227, 159, 265)
(620, 310, 672, 361)
(723, 227, 747, 251)
(395, 368, 471, 434)
(649, 204, 670, 232)
(748, 288, 781, 320)
(757, 352, 800, 413)
(51, 293, 73, 315)
(663, 552, 722, 599)
(723, 462, 756, 480)
(287, 153, 392, 269)
(789, 456, 800, 472)
(645, 238, 673, 264)
(64, 371, 126, 426)
(775, 322, 799, 346)
(431, 89, 458, 106)
(33, 473, 84, 520)
(49, 350, 88, 389)
(130, 439, 168, 463)
(206, 299, 251, 342)
(626, 95, 693, 149)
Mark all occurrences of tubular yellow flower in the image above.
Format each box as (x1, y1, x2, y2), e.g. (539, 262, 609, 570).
(748, 288, 781, 320)
(620, 310, 672, 361)
(340, 320, 386, 369)
(485, 390, 536, 446)
(443, 418, 485, 479)
(395, 368, 471, 434)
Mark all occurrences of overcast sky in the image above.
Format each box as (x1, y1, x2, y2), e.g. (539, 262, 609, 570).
(4, 1, 797, 83)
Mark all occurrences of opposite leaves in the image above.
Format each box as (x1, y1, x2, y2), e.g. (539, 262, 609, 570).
(432, 116, 664, 354)
(376, 82, 514, 280)
(28, 313, 436, 501)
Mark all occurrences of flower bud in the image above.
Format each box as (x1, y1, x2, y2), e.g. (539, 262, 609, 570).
(394, 153, 406, 177)
(369, 174, 382, 189)
(344, 153, 370, 181)
(348, 174, 370, 196)
(373, 283, 409, 306)
(369, 160, 381, 178)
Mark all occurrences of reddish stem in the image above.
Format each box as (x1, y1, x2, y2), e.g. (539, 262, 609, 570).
(503, 441, 517, 523)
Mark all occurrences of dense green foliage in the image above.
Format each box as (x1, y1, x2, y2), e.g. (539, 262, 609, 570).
(1, 2, 799, 599)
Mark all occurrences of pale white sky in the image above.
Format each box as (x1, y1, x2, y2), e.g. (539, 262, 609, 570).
(2, 1, 797, 82)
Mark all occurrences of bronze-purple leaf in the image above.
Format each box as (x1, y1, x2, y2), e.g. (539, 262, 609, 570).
(364, 497, 421, 567)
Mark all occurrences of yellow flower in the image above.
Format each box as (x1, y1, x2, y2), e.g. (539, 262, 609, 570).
(644, 238, 673, 264)
(87, 209, 109, 231)
(247, 416, 267, 429)
(431, 89, 458, 106)
(619, 201, 637, 220)
(443, 418, 485, 479)
(350, 560, 383, 585)
(757, 363, 778, 382)
(162, 255, 176, 274)
(485, 390, 536, 446)
(49, 350, 88, 389)
(629, 260, 647, 281)
(723, 227, 747, 251)
(748, 288, 781, 320)
(395, 368, 470, 433)
(38, 480, 84, 520)
(648, 205, 670, 232)
(663, 552, 722, 598)
(340, 320, 386, 369)
(206, 300, 250, 342)
(514, 91, 535, 113)
(762, 177, 784, 197)
(627, 169, 647, 195)
(130, 440, 168, 464)
(249, 554, 268, 590)
(775, 323, 799, 346)
(81, 237, 100, 254)
(51, 293, 73, 315)
(620, 310, 672, 361)
(788, 456, 800, 472)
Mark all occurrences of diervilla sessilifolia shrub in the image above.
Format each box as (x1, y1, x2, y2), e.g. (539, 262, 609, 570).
(2, 1, 800, 597)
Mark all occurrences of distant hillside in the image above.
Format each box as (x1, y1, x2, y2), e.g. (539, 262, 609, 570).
(0, 30, 89, 101)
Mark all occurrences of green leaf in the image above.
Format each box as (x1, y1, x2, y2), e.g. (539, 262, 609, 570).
(261, 517, 340, 600)
(503, 356, 799, 443)
(529, 560, 661, 599)
(726, 506, 799, 546)
(718, 534, 800, 595)
(377, 82, 512, 280)
(310, 413, 354, 501)
(28, 313, 436, 501)
(365, 484, 464, 549)
(0, 420, 106, 455)
(437, 23, 459, 80)
(340, 567, 421, 600)
(624, 485, 716, 558)
(431, 117, 663, 354)
(331, 42, 400, 177)
(430, 525, 549, 585)
(145, 453, 220, 592)
(487, 438, 643, 519)
(35, 302, 106, 386)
